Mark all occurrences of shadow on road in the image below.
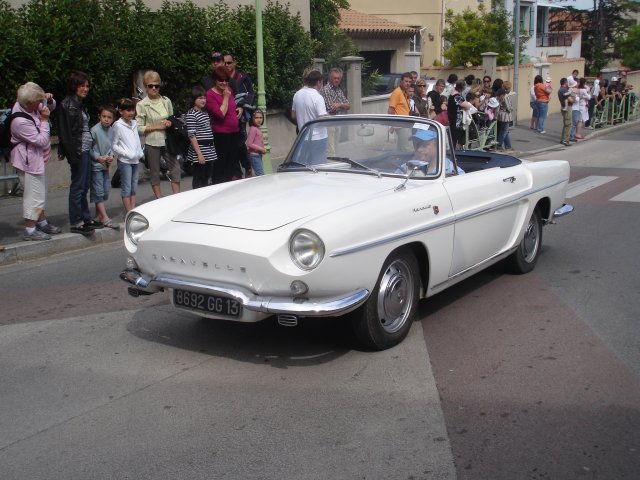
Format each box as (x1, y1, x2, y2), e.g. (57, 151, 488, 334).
(126, 306, 354, 368)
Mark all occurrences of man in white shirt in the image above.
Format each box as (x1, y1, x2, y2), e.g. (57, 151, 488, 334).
(292, 70, 328, 164)
(587, 72, 601, 128)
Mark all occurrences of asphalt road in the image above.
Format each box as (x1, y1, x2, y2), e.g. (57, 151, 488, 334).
(0, 125, 639, 479)
(421, 125, 640, 479)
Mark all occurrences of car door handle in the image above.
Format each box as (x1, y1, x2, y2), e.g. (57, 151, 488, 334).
(503, 176, 516, 183)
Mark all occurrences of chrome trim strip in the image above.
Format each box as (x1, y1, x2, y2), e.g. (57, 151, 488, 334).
(329, 217, 455, 257)
(121, 270, 369, 317)
(330, 177, 570, 258)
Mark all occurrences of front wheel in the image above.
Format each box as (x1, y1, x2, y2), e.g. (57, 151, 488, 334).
(351, 248, 420, 350)
(506, 208, 543, 274)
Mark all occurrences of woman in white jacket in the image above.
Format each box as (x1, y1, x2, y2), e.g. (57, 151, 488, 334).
(577, 77, 591, 139)
(112, 98, 144, 212)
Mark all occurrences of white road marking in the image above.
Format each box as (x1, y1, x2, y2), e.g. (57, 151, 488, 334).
(610, 184, 640, 203)
(566, 175, 618, 198)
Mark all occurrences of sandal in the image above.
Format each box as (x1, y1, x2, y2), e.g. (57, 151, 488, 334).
(104, 219, 121, 230)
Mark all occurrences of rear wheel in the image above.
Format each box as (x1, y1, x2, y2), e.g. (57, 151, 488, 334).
(351, 248, 420, 350)
(506, 208, 543, 274)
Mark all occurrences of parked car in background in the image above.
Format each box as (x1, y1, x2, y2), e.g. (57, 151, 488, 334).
(371, 73, 404, 95)
(121, 115, 573, 350)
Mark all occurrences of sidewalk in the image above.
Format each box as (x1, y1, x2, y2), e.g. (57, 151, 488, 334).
(0, 174, 192, 266)
(1, 113, 638, 266)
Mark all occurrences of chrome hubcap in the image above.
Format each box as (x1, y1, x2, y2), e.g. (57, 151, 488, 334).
(522, 216, 540, 263)
(376, 259, 414, 333)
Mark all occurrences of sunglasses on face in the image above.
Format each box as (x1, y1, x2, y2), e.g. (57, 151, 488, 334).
(147, 84, 161, 89)
(224, 61, 233, 65)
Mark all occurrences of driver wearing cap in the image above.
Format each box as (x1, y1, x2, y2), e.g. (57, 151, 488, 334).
(396, 124, 464, 176)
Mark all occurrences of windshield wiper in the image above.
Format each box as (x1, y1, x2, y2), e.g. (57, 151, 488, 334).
(326, 157, 381, 177)
(279, 161, 317, 173)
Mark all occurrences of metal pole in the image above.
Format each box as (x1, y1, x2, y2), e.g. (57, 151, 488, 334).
(514, 0, 521, 126)
(255, 0, 271, 173)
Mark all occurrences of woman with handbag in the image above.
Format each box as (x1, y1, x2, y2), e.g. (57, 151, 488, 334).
(496, 84, 514, 151)
(206, 66, 252, 184)
(135, 71, 181, 198)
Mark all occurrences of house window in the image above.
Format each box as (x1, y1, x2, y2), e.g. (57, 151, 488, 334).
(410, 28, 422, 52)
(518, 5, 534, 36)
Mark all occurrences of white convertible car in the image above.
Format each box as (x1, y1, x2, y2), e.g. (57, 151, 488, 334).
(121, 115, 573, 350)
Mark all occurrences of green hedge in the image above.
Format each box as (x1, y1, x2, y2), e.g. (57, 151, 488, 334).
(0, 0, 314, 115)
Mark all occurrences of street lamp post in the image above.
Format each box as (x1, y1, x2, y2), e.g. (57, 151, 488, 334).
(255, 0, 271, 173)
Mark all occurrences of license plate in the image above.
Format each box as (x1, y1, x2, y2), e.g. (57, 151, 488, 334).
(173, 289, 241, 318)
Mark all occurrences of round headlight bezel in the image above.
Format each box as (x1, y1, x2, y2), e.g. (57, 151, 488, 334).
(126, 213, 149, 245)
(289, 229, 325, 271)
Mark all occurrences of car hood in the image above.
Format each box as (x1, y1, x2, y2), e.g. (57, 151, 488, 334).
(171, 173, 395, 231)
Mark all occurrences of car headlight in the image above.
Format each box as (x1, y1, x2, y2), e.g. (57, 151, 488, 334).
(289, 229, 325, 271)
(126, 213, 149, 245)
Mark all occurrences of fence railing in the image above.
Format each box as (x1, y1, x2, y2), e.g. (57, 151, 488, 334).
(463, 114, 498, 151)
(536, 32, 573, 48)
(591, 93, 638, 129)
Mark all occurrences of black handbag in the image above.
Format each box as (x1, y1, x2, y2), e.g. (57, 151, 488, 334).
(165, 114, 189, 156)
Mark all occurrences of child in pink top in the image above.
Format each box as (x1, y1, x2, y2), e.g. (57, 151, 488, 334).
(246, 109, 267, 176)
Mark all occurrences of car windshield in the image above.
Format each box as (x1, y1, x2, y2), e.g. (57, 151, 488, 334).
(280, 116, 445, 178)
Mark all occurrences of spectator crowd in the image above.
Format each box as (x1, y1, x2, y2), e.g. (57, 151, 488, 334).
(386, 71, 516, 151)
(6, 51, 266, 242)
(5, 57, 637, 244)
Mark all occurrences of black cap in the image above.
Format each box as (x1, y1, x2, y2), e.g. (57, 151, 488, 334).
(211, 51, 223, 61)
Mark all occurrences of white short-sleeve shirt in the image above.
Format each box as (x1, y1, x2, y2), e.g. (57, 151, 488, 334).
(292, 86, 328, 140)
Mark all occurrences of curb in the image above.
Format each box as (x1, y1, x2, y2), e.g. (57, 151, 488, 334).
(0, 227, 123, 267)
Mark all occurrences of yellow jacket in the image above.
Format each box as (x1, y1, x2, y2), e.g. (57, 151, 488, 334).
(136, 96, 173, 147)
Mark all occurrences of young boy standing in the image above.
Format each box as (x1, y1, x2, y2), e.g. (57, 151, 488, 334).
(90, 106, 119, 229)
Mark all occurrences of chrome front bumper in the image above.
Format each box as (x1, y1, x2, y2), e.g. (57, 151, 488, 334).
(545, 203, 574, 224)
(120, 268, 369, 318)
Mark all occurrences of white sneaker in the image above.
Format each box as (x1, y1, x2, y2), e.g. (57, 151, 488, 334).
(23, 229, 51, 241)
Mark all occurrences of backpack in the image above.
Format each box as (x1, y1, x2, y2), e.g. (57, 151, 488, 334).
(0, 109, 38, 153)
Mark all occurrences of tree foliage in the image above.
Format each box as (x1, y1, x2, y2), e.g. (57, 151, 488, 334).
(619, 24, 640, 70)
(550, 0, 639, 74)
(309, 0, 351, 59)
(442, 4, 514, 67)
(0, 0, 314, 113)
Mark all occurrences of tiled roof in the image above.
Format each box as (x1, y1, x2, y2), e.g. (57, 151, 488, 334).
(339, 8, 416, 39)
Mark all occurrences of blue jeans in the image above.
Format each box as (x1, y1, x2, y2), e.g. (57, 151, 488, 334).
(118, 160, 139, 197)
(497, 121, 512, 149)
(535, 101, 548, 132)
(249, 153, 265, 176)
(570, 109, 581, 140)
(307, 138, 328, 165)
(68, 150, 92, 225)
(90, 169, 110, 203)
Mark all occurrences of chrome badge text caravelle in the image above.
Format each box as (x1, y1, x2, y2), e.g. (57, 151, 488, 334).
(151, 254, 246, 272)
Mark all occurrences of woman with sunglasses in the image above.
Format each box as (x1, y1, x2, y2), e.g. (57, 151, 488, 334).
(206, 65, 252, 183)
(135, 71, 181, 198)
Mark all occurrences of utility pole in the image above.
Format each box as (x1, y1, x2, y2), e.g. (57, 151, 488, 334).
(255, 0, 271, 173)
(514, 0, 521, 125)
